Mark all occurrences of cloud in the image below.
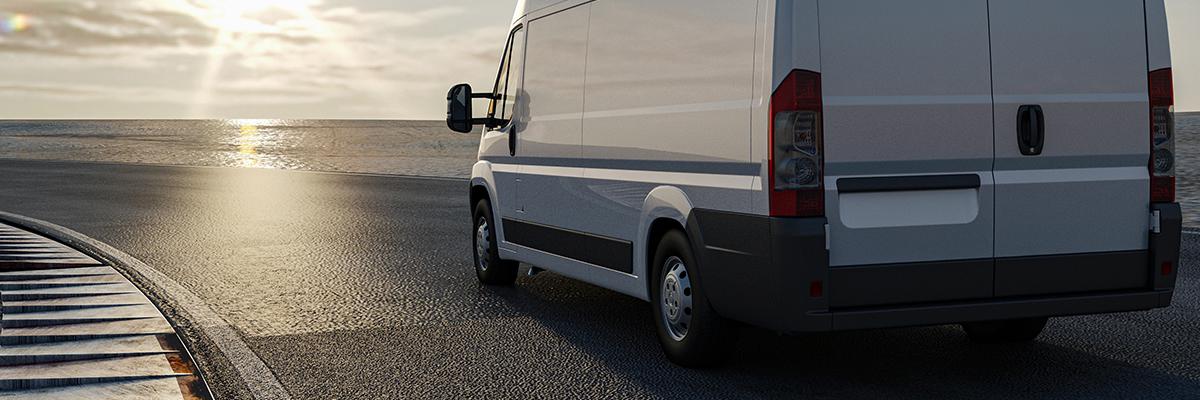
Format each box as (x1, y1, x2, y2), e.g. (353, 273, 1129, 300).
(0, 1, 474, 59)
(0, 83, 95, 96)
(0, 80, 328, 106)
(0, 0, 511, 118)
(0, 1, 214, 58)
(319, 5, 465, 30)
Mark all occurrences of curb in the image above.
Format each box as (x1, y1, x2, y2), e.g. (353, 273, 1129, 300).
(0, 211, 292, 400)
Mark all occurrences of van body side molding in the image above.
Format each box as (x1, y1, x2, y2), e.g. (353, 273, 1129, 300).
(480, 156, 761, 176)
(502, 218, 633, 274)
(837, 174, 981, 193)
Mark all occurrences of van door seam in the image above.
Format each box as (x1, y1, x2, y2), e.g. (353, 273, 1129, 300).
(986, 0, 998, 295)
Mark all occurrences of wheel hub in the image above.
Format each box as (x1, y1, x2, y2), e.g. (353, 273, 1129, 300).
(660, 256, 693, 341)
(475, 218, 490, 271)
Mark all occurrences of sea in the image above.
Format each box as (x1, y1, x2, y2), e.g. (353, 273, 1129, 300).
(0, 119, 481, 179)
(2, 115, 1200, 225)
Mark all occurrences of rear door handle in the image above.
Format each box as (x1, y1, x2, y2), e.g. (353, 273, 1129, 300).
(1017, 105, 1045, 156)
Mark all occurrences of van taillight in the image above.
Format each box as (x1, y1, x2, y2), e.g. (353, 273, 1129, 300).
(770, 70, 824, 217)
(1149, 68, 1175, 203)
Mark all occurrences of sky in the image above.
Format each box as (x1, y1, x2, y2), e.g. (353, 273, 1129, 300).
(0, 0, 1195, 119)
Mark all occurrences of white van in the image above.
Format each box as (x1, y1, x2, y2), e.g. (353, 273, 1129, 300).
(446, 0, 1181, 367)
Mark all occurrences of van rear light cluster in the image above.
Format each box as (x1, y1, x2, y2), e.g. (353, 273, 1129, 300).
(1149, 68, 1175, 203)
(770, 70, 824, 217)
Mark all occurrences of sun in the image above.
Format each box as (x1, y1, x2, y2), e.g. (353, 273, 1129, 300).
(186, 0, 329, 118)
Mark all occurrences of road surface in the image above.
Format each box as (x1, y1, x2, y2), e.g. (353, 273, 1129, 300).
(0, 159, 1196, 399)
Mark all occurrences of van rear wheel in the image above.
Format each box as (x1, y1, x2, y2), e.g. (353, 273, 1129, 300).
(961, 317, 1049, 343)
(650, 230, 736, 367)
(472, 200, 518, 286)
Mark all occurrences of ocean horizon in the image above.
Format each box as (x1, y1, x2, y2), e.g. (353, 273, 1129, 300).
(0, 119, 480, 179)
(2, 115, 1199, 224)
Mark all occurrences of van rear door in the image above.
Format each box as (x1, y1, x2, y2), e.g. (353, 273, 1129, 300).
(989, 0, 1150, 257)
(820, 0, 996, 267)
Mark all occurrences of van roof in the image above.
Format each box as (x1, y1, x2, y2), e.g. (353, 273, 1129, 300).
(512, 0, 570, 24)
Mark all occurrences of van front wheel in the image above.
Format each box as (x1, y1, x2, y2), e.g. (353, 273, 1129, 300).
(650, 230, 736, 367)
(472, 200, 518, 286)
(961, 317, 1049, 343)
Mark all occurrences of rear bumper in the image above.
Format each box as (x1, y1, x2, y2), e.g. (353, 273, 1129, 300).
(817, 289, 1171, 331)
(686, 203, 1181, 333)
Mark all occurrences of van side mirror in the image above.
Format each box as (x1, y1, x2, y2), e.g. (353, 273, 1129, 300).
(446, 83, 502, 133)
(446, 83, 475, 133)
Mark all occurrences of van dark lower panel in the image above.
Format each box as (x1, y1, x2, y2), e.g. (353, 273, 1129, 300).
(502, 218, 633, 274)
(828, 259, 995, 309)
(993, 251, 1150, 297)
(821, 289, 1170, 331)
(687, 203, 1181, 333)
(828, 250, 1151, 309)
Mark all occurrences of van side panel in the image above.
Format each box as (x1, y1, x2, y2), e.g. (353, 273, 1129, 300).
(514, 4, 590, 233)
(504, 3, 651, 297)
(818, 0, 996, 266)
(518, 7, 587, 160)
(578, 0, 761, 242)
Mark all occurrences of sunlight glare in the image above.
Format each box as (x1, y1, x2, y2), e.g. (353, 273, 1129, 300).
(209, 0, 315, 16)
(202, 0, 316, 31)
(187, 0, 317, 117)
(185, 0, 384, 119)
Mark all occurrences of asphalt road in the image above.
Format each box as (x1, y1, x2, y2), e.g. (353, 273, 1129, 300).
(0, 158, 1196, 399)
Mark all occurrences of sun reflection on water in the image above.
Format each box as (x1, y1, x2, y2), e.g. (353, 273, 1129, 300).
(222, 119, 296, 169)
(238, 123, 261, 168)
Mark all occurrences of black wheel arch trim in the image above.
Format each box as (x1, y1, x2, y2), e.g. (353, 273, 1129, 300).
(685, 209, 832, 331)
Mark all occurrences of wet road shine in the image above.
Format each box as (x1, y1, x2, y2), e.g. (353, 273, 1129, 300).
(0, 159, 1196, 399)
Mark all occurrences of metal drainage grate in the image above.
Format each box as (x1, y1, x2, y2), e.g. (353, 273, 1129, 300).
(0, 223, 211, 399)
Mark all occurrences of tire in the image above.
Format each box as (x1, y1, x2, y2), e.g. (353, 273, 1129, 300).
(961, 317, 1049, 343)
(472, 200, 518, 286)
(650, 230, 736, 367)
